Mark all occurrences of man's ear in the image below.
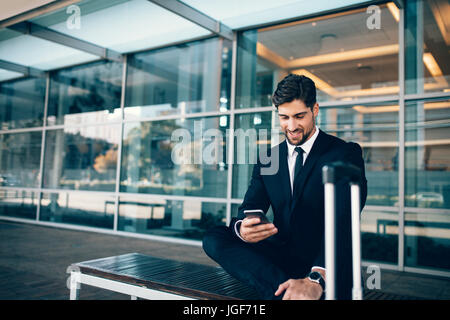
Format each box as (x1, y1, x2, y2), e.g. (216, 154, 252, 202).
(313, 103, 319, 117)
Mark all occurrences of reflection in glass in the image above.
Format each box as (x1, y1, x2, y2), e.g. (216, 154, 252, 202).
(236, 3, 399, 108)
(0, 77, 46, 130)
(361, 209, 398, 264)
(125, 37, 232, 119)
(47, 60, 122, 126)
(232, 111, 278, 199)
(0, 190, 38, 220)
(405, 0, 450, 94)
(39, 191, 114, 229)
(405, 99, 450, 209)
(319, 103, 399, 207)
(404, 211, 450, 270)
(404, 98, 450, 271)
(43, 125, 120, 191)
(0, 132, 42, 188)
(120, 117, 228, 197)
(118, 196, 226, 240)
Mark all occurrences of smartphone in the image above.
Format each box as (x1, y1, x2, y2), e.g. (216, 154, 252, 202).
(243, 209, 269, 225)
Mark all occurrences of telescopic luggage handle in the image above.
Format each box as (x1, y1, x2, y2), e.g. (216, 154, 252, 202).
(322, 162, 362, 300)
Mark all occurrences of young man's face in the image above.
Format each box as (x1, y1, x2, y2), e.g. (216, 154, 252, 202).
(277, 99, 319, 146)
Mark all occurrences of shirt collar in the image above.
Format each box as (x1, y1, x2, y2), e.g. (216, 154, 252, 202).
(286, 126, 320, 157)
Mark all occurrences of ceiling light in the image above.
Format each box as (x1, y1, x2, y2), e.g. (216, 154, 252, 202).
(428, 0, 450, 45)
(387, 2, 400, 22)
(285, 44, 398, 68)
(291, 68, 338, 96)
(423, 52, 443, 77)
(423, 52, 448, 86)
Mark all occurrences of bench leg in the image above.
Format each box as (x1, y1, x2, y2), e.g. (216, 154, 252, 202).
(130, 295, 137, 300)
(70, 271, 80, 300)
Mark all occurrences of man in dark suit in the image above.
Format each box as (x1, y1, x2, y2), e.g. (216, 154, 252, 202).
(202, 74, 367, 300)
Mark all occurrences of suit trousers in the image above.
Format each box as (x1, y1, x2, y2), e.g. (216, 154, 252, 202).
(202, 226, 311, 300)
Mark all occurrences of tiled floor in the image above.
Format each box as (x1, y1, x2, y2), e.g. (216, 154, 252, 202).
(0, 220, 449, 300)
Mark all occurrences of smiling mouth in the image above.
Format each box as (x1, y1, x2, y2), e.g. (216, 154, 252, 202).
(288, 130, 302, 138)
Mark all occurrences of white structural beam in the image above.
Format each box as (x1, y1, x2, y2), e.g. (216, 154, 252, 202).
(148, 0, 233, 41)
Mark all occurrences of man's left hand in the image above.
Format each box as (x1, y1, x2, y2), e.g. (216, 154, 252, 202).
(274, 278, 323, 300)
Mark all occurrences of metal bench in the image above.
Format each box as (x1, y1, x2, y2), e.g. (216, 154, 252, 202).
(68, 252, 260, 300)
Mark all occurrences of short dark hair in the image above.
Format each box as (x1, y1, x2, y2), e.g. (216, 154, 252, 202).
(272, 74, 317, 110)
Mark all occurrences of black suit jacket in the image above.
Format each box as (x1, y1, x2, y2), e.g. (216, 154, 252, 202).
(231, 129, 367, 299)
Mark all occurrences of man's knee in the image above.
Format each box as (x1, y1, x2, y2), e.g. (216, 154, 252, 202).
(202, 226, 232, 259)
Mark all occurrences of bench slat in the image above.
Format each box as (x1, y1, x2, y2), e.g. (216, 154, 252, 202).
(73, 253, 260, 300)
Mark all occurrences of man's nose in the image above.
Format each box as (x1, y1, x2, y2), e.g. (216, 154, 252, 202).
(287, 118, 297, 131)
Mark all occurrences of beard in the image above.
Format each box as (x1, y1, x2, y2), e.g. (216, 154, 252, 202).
(284, 120, 316, 146)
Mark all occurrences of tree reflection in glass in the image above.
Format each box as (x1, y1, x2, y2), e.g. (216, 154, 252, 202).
(121, 117, 228, 198)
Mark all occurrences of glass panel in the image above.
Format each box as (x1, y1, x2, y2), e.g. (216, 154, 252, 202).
(319, 102, 399, 207)
(404, 211, 450, 270)
(361, 209, 398, 264)
(118, 195, 226, 240)
(183, 0, 366, 29)
(0, 131, 42, 188)
(405, 98, 450, 271)
(0, 190, 38, 220)
(405, 99, 450, 209)
(232, 111, 280, 199)
(0, 30, 99, 70)
(236, 3, 399, 108)
(31, 0, 211, 53)
(39, 191, 114, 229)
(43, 125, 120, 192)
(405, 0, 450, 94)
(120, 117, 228, 197)
(47, 60, 122, 126)
(125, 38, 231, 119)
(0, 77, 46, 129)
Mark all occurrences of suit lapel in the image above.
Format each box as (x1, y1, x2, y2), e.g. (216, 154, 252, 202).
(277, 140, 292, 205)
(290, 130, 332, 212)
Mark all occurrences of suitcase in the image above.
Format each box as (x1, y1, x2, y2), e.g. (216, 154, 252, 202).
(322, 162, 363, 300)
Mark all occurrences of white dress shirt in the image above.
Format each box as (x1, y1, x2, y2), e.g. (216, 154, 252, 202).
(286, 125, 320, 194)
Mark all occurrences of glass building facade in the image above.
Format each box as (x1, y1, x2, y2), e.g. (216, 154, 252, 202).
(0, 0, 449, 275)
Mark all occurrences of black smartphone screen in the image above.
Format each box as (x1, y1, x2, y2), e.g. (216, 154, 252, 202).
(243, 209, 269, 224)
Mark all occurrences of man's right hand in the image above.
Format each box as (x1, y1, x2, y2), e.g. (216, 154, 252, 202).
(239, 218, 278, 243)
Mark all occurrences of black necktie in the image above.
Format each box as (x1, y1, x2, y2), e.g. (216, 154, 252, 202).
(294, 146, 304, 181)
